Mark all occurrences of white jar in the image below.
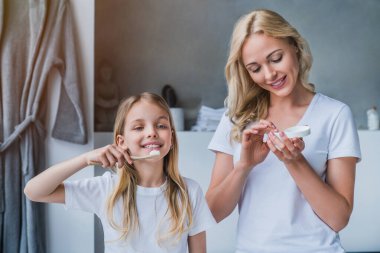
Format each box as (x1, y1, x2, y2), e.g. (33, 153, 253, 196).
(367, 106, 379, 130)
(170, 108, 185, 131)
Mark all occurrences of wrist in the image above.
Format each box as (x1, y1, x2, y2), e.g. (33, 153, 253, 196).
(284, 154, 306, 168)
(234, 161, 255, 177)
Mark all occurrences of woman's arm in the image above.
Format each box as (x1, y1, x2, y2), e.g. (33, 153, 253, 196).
(206, 153, 250, 223)
(206, 120, 273, 222)
(188, 231, 206, 253)
(24, 144, 130, 204)
(267, 131, 356, 231)
(286, 156, 356, 232)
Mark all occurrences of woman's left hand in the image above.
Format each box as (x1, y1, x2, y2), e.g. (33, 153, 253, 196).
(266, 130, 305, 163)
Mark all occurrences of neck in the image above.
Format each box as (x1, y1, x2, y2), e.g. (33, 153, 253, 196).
(135, 161, 166, 187)
(270, 83, 313, 109)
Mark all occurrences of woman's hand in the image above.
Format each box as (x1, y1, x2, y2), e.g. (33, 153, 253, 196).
(266, 130, 305, 163)
(86, 144, 132, 168)
(239, 120, 275, 170)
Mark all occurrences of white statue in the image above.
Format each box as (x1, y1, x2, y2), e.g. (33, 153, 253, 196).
(367, 106, 379, 130)
(95, 62, 120, 131)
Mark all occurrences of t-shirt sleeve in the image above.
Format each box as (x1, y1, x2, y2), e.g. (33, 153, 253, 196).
(208, 113, 234, 155)
(328, 104, 361, 162)
(64, 171, 114, 216)
(187, 179, 216, 236)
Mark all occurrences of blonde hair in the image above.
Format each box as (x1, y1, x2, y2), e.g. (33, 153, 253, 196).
(225, 9, 314, 141)
(106, 92, 193, 242)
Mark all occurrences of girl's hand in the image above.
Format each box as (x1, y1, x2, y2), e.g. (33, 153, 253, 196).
(266, 131, 305, 164)
(86, 144, 132, 168)
(239, 120, 275, 170)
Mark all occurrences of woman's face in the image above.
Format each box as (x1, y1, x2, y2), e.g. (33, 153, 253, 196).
(119, 100, 173, 160)
(242, 33, 300, 97)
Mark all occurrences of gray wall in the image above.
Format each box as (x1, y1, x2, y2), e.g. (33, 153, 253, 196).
(95, 0, 380, 130)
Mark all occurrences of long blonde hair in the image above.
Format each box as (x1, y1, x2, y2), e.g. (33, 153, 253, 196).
(106, 92, 193, 242)
(225, 9, 314, 141)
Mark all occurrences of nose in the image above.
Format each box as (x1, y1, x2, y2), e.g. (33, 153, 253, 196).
(146, 126, 158, 138)
(263, 65, 277, 82)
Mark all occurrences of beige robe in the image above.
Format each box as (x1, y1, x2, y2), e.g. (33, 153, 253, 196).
(0, 0, 87, 252)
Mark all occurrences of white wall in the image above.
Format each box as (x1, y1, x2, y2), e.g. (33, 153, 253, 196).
(45, 1, 94, 253)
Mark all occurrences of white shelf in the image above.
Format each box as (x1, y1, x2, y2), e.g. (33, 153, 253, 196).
(94, 131, 380, 252)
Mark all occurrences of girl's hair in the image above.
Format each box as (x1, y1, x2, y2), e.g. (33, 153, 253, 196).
(106, 92, 193, 242)
(225, 9, 314, 141)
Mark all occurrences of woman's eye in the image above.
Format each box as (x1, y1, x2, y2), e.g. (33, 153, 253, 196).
(249, 66, 260, 73)
(133, 126, 144, 131)
(271, 55, 282, 63)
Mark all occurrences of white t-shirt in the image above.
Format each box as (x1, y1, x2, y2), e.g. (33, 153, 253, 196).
(64, 173, 216, 253)
(208, 93, 361, 253)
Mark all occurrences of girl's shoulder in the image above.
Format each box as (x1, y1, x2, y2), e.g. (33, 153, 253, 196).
(182, 177, 201, 191)
(182, 177, 205, 201)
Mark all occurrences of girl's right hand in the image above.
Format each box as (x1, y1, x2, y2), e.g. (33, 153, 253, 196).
(86, 144, 132, 168)
(238, 119, 276, 171)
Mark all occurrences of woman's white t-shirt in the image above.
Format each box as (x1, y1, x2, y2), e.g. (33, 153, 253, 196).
(64, 173, 216, 253)
(208, 93, 361, 253)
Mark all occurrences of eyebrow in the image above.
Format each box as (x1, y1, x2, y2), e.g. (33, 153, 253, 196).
(130, 115, 169, 124)
(245, 49, 283, 68)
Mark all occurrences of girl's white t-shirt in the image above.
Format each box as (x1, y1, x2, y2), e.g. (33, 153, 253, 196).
(64, 173, 216, 253)
(208, 93, 361, 253)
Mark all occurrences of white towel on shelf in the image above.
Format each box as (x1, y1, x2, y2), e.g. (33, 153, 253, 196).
(191, 106, 225, 132)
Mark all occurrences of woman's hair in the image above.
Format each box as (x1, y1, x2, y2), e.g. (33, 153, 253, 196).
(106, 92, 193, 242)
(225, 9, 314, 141)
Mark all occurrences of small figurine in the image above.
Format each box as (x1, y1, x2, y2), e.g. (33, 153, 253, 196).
(95, 62, 120, 131)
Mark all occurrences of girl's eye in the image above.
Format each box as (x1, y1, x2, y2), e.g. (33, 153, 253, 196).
(133, 126, 144, 131)
(157, 124, 168, 129)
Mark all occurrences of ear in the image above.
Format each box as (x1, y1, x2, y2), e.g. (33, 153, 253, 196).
(116, 134, 128, 149)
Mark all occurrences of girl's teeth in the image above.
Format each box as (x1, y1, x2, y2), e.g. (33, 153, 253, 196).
(145, 145, 159, 148)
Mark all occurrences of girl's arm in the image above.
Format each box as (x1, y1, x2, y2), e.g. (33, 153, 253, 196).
(267, 132, 357, 232)
(188, 231, 206, 253)
(206, 121, 273, 222)
(24, 144, 131, 204)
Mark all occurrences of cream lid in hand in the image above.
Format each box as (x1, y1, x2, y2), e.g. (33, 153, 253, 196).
(275, 125, 311, 138)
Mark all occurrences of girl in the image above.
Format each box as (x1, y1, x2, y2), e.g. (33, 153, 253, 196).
(206, 9, 361, 253)
(25, 92, 215, 252)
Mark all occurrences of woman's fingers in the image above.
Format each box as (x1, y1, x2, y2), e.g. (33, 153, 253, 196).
(267, 131, 305, 161)
(266, 138, 285, 159)
(249, 120, 277, 132)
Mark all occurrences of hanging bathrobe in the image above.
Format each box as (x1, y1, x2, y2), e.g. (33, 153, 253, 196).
(0, 0, 87, 252)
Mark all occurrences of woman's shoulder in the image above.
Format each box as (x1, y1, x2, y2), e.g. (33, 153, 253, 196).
(314, 93, 351, 113)
(315, 93, 348, 107)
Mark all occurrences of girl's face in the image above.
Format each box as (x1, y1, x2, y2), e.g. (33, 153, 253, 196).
(118, 100, 173, 160)
(242, 33, 300, 97)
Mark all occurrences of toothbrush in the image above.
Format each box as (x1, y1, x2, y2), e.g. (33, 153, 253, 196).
(130, 150, 161, 160)
(89, 150, 161, 167)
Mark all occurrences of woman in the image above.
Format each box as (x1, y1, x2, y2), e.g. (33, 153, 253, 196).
(206, 9, 361, 253)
